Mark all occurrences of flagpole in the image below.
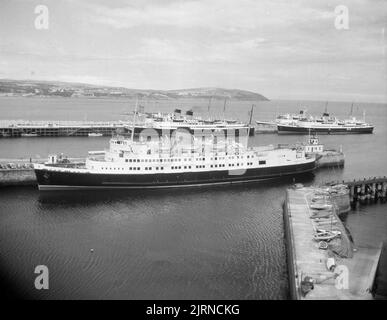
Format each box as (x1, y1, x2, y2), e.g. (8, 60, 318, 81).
(131, 95, 138, 142)
(223, 98, 227, 121)
(207, 96, 212, 120)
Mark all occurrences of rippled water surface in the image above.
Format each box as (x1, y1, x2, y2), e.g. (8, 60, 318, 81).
(0, 184, 292, 299)
(0, 97, 386, 299)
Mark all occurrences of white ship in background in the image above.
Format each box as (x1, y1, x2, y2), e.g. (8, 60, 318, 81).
(124, 105, 256, 137)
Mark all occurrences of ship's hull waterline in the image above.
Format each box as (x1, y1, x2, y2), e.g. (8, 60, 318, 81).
(277, 124, 374, 134)
(35, 161, 316, 190)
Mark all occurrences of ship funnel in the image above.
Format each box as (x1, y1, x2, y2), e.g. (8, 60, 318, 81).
(186, 110, 193, 119)
(174, 108, 182, 119)
(47, 154, 58, 164)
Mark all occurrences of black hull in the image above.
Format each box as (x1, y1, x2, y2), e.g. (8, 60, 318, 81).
(35, 161, 316, 190)
(277, 124, 374, 134)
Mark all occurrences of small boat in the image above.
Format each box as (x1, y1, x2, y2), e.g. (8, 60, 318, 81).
(310, 203, 332, 210)
(311, 208, 332, 214)
(313, 216, 337, 222)
(311, 211, 333, 219)
(311, 196, 327, 202)
(313, 230, 341, 242)
(315, 219, 337, 225)
(21, 133, 38, 137)
(88, 133, 103, 137)
(1, 132, 11, 137)
(313, 191, 330, 196)
(88, 150, 105, 155)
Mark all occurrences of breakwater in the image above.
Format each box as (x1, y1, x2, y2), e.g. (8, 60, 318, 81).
(283, 184, 382, 299)
(316, 151, 344, 168)
(0, 120, 126, 137)
(0, 167, 36, 186)
(0, 120, 256, 138)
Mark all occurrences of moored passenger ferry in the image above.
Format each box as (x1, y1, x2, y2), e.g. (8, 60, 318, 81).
(257, 109, 374, 134)
(34, 135, 317, 190)
(129, 108, 256, 137)
(275, 110, 374, 134)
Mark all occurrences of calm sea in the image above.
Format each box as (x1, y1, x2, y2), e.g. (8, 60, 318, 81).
(0, 96, 386, 299)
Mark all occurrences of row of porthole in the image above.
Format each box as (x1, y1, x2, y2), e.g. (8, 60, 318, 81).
(101, 167, 141, 170)
(98, 160, 267, 171)
(120, 154, 255, 163)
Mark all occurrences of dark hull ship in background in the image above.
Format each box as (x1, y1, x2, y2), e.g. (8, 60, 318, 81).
(257, 106, 374, 135)
(277, 123, 374, 134)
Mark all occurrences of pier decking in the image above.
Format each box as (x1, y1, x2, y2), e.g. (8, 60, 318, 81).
(284, 186, 382, 299)
(0, 120, 129, 137)
(0, 120, 255, 137)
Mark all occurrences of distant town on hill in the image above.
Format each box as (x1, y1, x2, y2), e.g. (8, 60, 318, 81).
(0, 79, 269, 101)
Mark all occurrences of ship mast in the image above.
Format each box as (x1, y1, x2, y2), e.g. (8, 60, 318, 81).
(249, 104, 255, 125)
(223, 98, 227, 121)
(248, 104, 255, 136)
(131, 95, 138, 142)
(207, 96, 212, 121)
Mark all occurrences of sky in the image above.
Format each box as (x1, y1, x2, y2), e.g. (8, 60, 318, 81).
(0, 0, 386, 102)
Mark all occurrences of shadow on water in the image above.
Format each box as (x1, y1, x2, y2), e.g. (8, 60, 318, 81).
(37, 173, 315, 207)
(373, 241, 387, 299)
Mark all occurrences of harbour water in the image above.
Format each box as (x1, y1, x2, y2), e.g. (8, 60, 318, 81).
(0, 97, 386, 299)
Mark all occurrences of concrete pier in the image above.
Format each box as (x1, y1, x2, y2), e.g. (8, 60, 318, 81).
(0, 168, 36, 186)
(0, 120, 255, 138)
(0, 120, 126, 137)
(315, 151, 345, 168)
(284, 185, 382, 299)
(0, 157, 85, 187)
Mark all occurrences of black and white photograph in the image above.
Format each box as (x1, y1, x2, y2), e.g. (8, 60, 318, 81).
(0, 0, 386, 306)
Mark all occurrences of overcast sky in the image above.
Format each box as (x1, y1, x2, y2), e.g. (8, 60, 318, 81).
(0, 0, 386, 102)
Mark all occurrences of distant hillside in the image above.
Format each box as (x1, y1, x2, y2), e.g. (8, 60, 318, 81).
(0, 79, 269, 101)
(166, 87, 268, 101)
